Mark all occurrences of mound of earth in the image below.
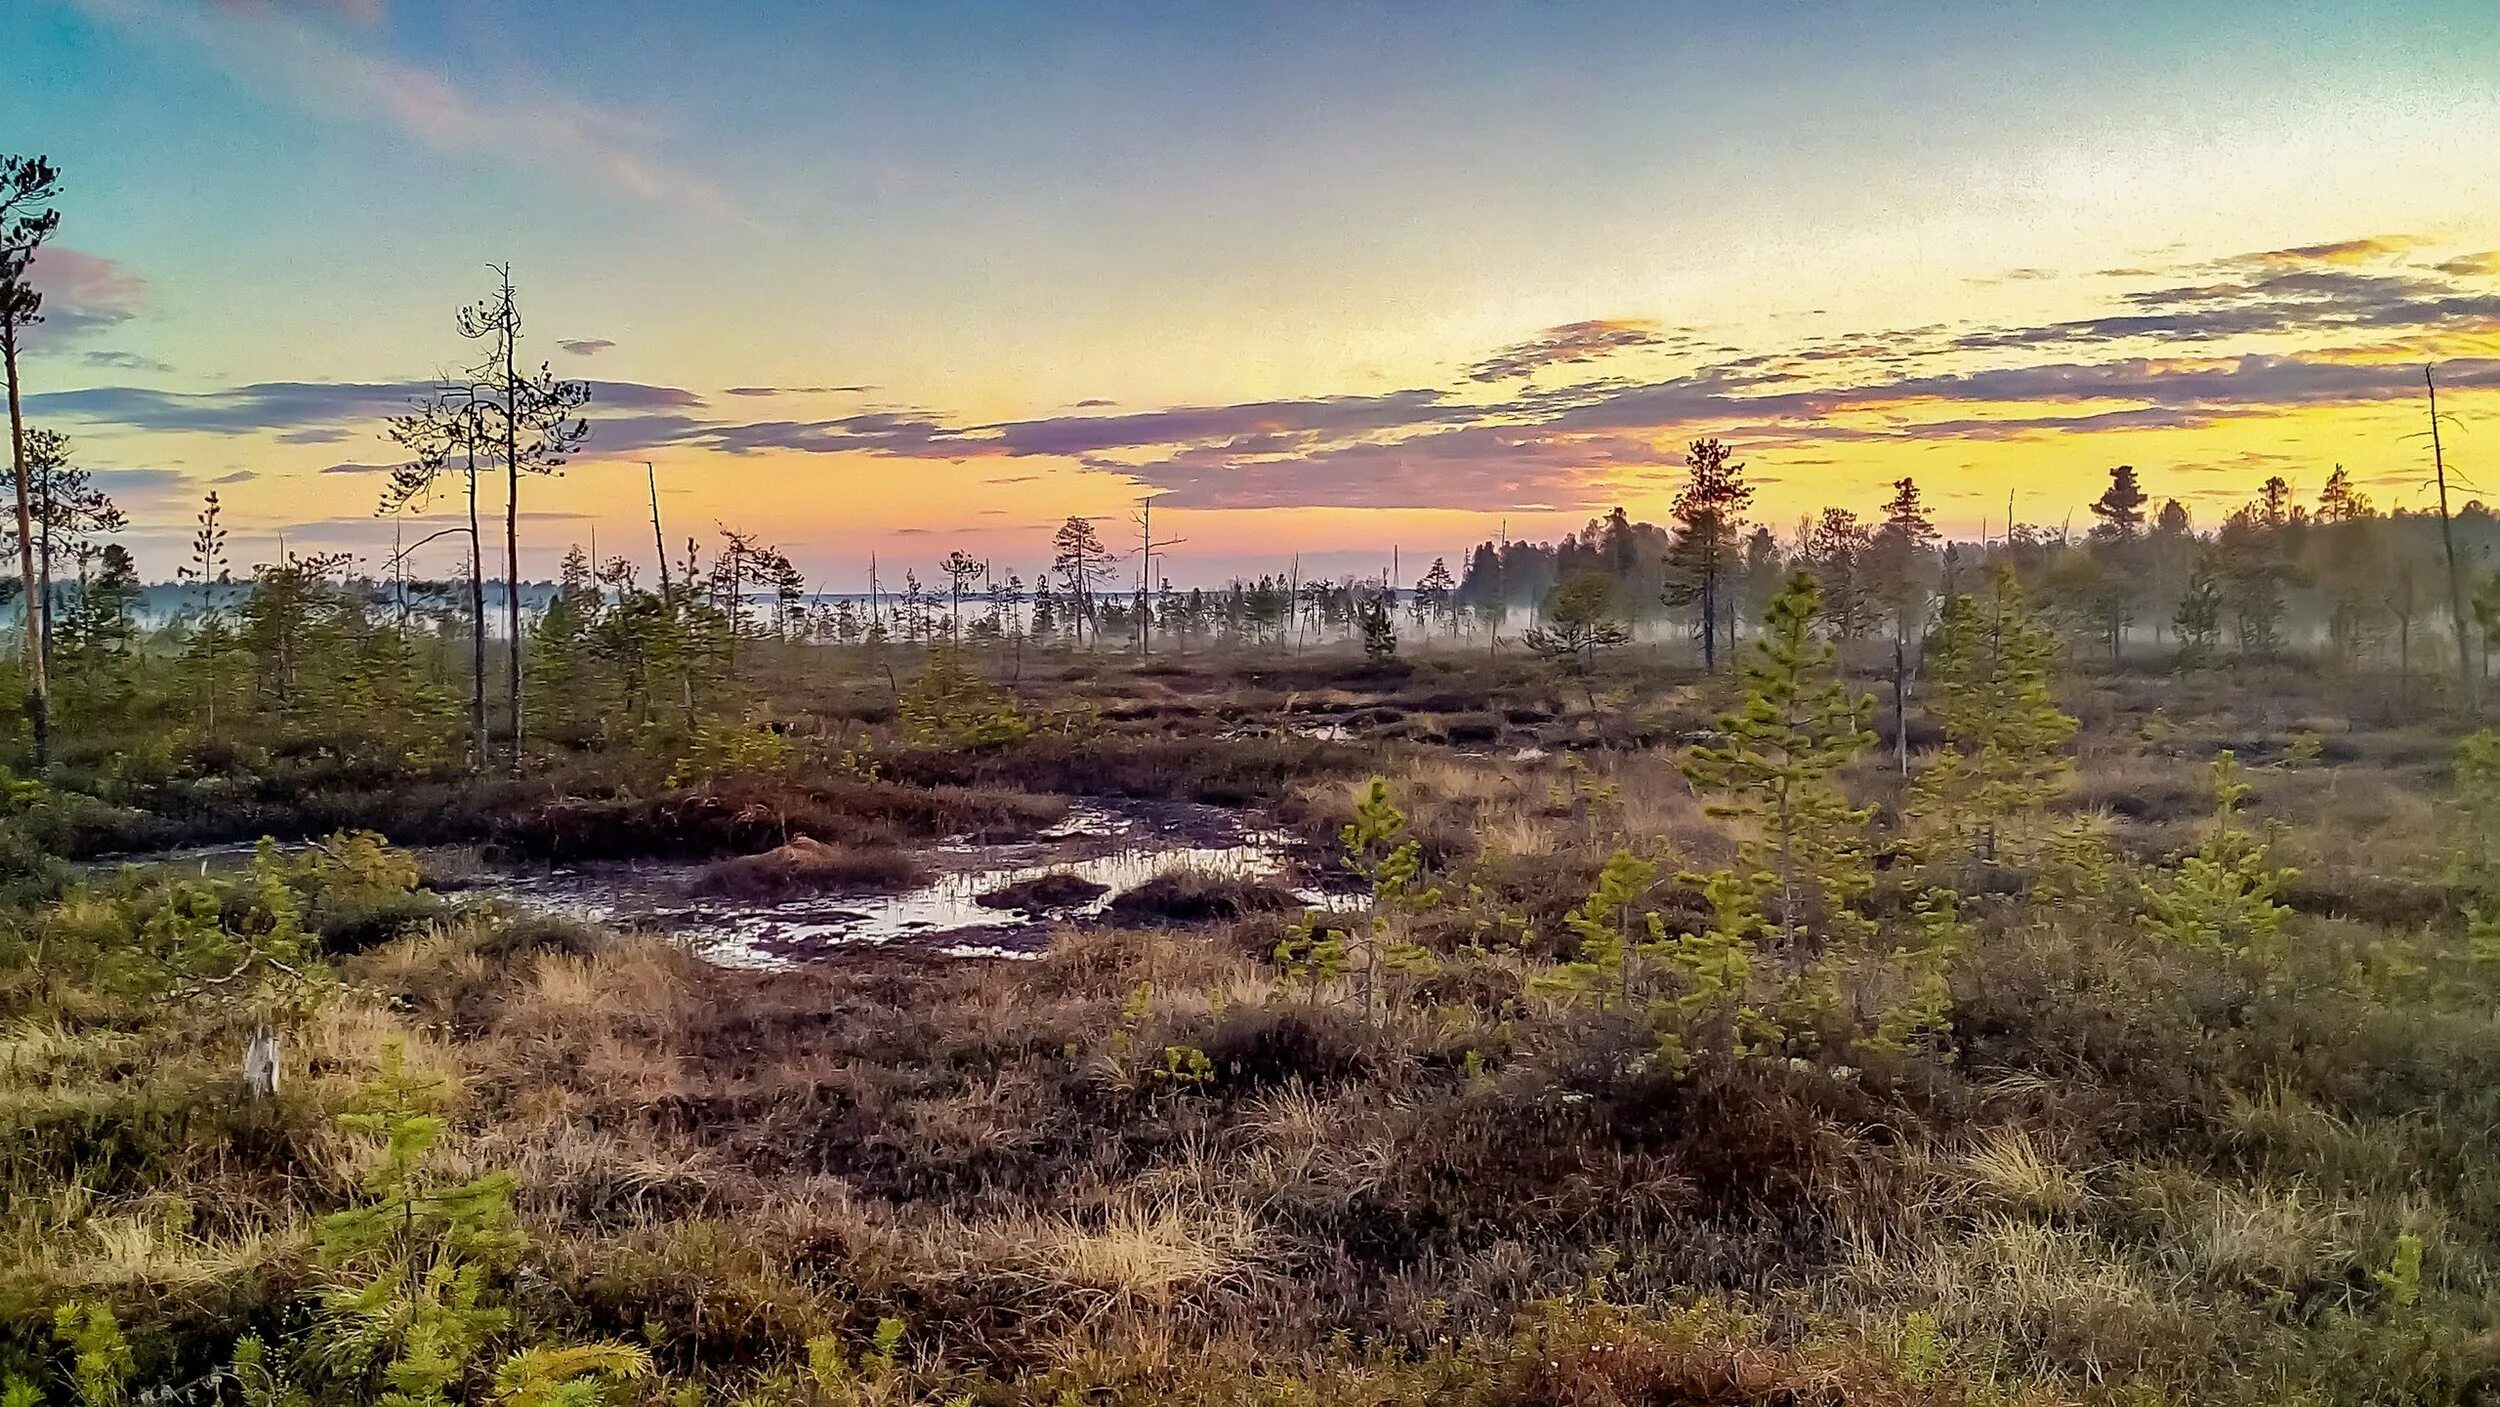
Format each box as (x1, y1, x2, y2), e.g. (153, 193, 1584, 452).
(976, 871, 1111, 912)
(1109, 869, 1303, 923)
(690, 837, 930, 899)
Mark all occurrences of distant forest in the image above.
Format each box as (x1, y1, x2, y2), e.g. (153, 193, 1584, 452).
(1456, 448, 2500, 670)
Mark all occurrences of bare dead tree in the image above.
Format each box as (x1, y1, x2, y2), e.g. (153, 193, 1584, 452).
(2429, 366, 2476, 715)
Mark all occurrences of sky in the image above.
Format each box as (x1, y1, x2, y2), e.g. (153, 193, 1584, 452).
(7, 0, 2500, 587)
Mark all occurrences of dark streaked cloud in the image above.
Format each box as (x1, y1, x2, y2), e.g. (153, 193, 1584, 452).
(558, 338, 615, 356)
(573, 413, 714, 453)
(721, 384, 873, 397)
(84, 467, 195, 510)
(1463, 318, 1670, 382)
(986, 389, 1472, 458)
(28, 380, 439, 433)
(1102, 426, 1681, 512)
(212, 0, 385, 22)
(82, 349, 175, 373)
(677, 390, 1479, 463)
(582, 381, 705, 411)
(29, 378, 702, 436)
(1948, 267, 2500, 353)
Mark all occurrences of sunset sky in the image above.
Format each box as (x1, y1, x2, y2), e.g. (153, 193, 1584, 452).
(8, 0, 2500, 586)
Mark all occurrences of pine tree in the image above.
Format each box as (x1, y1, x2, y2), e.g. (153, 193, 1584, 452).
(1867, 477, 1936, 776)
(2082, 464, 2150, 662)
(2173, 551, 2224, 666)
(1911, 564, 2078, 871)
(308, 1044, 647, 1407)
(2088, 464, 2149, 541)
(1681, 570, 1876, 945)
(1357, 591, 1398, 662)
(1413, 556, 1458, 634)
(1533, 848, 1668, 1010)
(1276, 779, 1438, 1016)
(1051, 516, 1114, 647)
(1662, 438, 1753, 671)
(1804, 506, 1873, 645)
(2142, 752, 2296, 959)
(1523, 571, 1630, 707)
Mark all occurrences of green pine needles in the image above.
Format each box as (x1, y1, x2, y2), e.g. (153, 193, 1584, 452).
(1277, 778, 1440, 1014)
(1681, 570, 1878, 947)
(1910, 564, 2078, 874)
(2142, 751, 2297, 960)
(283, 1044, 650, 1407)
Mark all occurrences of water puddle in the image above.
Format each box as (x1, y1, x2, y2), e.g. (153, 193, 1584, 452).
(1219, 718, 1358, 743)
(472, 800, 1337, 967)
(87, 800, 1345, 969)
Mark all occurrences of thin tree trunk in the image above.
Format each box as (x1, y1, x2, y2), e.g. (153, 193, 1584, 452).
(1700, 565, 1718, 672)
(2, 323, 45, 768)
(466, 446, 487, 773)
(36, 476, 50, 667)
(503, 311, 523, 771)
(2431, 367, 2476, 715)
(1893, 619, 1909, 778)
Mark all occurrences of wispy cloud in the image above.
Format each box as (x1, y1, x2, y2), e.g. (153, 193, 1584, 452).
(212, 0, 383, 22)
(72, 0, 735, 213)
(18, 248, 145, 343)
(2210, 234, 2431, 271)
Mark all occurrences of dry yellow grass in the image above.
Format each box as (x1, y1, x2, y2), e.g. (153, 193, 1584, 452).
(969, 1196, 1269, 1316)
(1961, 1128, 2091, 1218)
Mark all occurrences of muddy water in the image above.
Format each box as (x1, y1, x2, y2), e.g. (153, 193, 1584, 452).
(471, 800, 1333, 968)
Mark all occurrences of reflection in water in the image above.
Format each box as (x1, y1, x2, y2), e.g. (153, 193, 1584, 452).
(90, 801, 1350, 970)
(476, 801, 1338, 968)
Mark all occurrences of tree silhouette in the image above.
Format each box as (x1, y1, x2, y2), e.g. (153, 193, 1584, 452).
(455, 267, 591, 769)
(0, 153, 63, 765)
(1051, 516, 1114, 647)
(1663, 438, 1753, 671)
